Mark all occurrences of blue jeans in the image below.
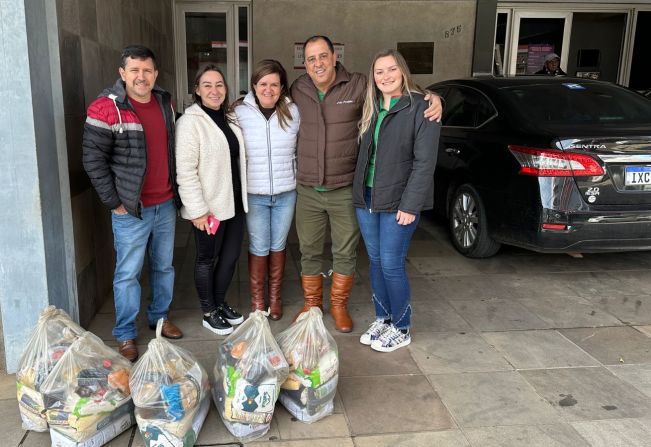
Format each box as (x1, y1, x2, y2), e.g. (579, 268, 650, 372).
(355, 189, 419, 330)
(111, 199, 176, 342)
(247, 190, 297, 256)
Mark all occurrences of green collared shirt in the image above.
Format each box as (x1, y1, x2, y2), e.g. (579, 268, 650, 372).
(366, 96, 400, 187)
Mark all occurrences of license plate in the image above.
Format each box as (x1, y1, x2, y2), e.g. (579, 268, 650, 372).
(625, 166, 651, 185)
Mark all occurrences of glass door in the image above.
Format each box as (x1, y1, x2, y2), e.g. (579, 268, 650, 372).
(508, 12, 572, 76)
(174, 2, 250, 111)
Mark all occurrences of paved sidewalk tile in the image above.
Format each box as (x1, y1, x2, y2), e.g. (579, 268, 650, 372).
(559, 327, 651, 365)
(481, 330, 600, 369)
(635, 325, 651, 337)
(463, 424, 590, 447)
(571, 418, 651, 447)
(409, 332, 512, 374)
(339, 375, 453, 436)
(353, 430, 470, 447)
(336, 336, 421, 377)
(518, 295, 622, 328)
(428, 371, 560, 428)
(520, 367, 651, 421)
(0, 399, 29, 447)
(273, 405, 350, 440)
(449, 298, 550, 331)
(251, 437, 355, 446)
(410, 299, 473, 333)
(606, 364, 651, 398)
(585, 294, 651, 325)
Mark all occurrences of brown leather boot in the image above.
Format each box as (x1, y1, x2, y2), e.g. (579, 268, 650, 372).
(268, 249, 286, 320)
(249, 253, 268, 312)
(330, 272, 354, 333)
(293, 273, 323, 321)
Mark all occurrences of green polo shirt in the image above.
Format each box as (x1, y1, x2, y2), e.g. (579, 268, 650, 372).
(366, 96, 400, 187)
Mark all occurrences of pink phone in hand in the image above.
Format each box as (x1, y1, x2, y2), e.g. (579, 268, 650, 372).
(207, 215, 220, 235)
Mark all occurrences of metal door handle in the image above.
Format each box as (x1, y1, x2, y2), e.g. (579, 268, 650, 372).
(445, 147, 461, 155)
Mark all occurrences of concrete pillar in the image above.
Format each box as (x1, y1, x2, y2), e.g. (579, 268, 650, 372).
(0, 0, 77, 372)
(473, 0, 498, 76)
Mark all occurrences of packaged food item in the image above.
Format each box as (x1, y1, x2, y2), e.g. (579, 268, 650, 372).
(16, 306, 85, 431)
(212, 310, 288, 442)
(131, 319, 210, 447)
(276, 307, 339, 423)
(39, 331, 133, 442)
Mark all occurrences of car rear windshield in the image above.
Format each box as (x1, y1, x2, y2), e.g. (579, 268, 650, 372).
(500, 82, 651, 127)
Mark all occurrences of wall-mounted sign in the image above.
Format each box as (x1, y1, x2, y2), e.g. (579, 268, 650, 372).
(294, 42, 344, 69)
(397, 42, 434, 74)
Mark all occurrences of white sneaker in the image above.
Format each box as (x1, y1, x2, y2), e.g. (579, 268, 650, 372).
(360, 319, 390, 345)
(371, 325, 411, 352)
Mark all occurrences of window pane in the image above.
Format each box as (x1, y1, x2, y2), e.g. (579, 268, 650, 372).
(494, 13, 508, 76)
(516, 18, 565, 75)
(185, 12, 227, 95)
(238, 6, 249, 96)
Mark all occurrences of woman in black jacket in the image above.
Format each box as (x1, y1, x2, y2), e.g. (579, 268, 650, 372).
(353, 49, 440, 352)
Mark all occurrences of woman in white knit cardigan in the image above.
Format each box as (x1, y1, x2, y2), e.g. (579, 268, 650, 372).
(175, 65, 248, 336)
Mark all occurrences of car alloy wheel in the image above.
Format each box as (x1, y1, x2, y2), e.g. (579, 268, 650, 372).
(449, 184, 500, 258)
(452, 192, 478, 248)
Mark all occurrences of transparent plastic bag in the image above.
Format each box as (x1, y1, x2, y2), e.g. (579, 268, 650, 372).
(39, 330, 133, 442)
(212, 310, 288, 442)
(16, 305, 84, 431)
(131, 318, 210, 447)
(275, 307, 339, 423)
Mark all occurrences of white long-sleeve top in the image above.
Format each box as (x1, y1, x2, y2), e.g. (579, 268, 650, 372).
(234, 91, 300, 195)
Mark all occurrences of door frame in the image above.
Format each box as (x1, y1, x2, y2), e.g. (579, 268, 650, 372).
(173, 1, 251, 111)
(508, 10, 573, 76)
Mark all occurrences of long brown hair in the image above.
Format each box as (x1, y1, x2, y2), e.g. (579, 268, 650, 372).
(358, 49, 423, 137)
(192, 64, 235, 123)
(250, 59, 294, 130)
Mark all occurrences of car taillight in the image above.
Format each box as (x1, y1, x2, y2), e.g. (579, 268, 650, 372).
(508, 145, 604, 177)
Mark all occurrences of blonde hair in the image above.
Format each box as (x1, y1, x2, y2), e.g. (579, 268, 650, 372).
(358, 49, 422, 138)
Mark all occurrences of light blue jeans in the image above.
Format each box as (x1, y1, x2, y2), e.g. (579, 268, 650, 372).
(356, 188, 419, 330)
(246, 190, 297, 256)
(111, 199, 176, 342)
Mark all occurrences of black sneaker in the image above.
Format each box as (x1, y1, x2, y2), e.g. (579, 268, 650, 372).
(203, 310, 233, 335)
(217, 302, 244, 325)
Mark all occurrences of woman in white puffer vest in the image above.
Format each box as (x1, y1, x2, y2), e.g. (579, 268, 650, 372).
(234, 59, 300, 320)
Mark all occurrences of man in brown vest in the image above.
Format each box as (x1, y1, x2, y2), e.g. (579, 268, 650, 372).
(290, 36, 441, 332)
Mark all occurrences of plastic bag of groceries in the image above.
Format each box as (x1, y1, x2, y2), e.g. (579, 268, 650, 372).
(39, 330, 133, 442)
(276, 307, 339, 423)
(16, 305, 85, 431)
(131, 318, 210, 447)
(213, 310, 288, 442)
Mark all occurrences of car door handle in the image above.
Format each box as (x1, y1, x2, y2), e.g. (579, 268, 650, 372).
(445, 147, 461, 155)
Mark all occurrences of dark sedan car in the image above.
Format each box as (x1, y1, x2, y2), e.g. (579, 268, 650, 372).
(426, 77, 651, 258)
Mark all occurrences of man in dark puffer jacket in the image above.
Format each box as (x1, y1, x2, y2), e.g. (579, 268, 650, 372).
(82, 45, 183, 362)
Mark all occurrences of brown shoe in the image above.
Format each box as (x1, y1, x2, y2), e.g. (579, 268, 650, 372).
(118, 339, 138, 362)
(249, 253, 268, 312)
(151, 319, 183, 339)
(268, 250, 286, 320)
(293, 273, 323, 322)
(330, 272, 354, 333)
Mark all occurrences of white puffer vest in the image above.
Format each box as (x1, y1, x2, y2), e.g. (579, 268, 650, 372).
(234, 92, 300, 195)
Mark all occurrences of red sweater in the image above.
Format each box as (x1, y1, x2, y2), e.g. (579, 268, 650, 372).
(130, 95, 173, 207)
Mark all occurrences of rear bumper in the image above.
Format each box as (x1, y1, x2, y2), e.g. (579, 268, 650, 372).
(500, 212, 651, 253)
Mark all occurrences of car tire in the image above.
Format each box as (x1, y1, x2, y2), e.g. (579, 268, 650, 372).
(449, 184, 500, 258)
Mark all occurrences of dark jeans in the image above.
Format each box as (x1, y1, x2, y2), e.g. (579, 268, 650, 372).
(193, 210, 245, 313)
(355, 188, 419, 330)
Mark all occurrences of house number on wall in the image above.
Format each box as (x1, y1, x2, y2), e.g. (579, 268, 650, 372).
(445, 25, 462, 39)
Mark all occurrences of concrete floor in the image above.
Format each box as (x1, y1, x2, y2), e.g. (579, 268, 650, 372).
(4, 214, 651, 446)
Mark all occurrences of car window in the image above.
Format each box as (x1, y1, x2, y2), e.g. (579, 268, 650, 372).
(501, 83, 651, 126)
(442, 87, 496, 127)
